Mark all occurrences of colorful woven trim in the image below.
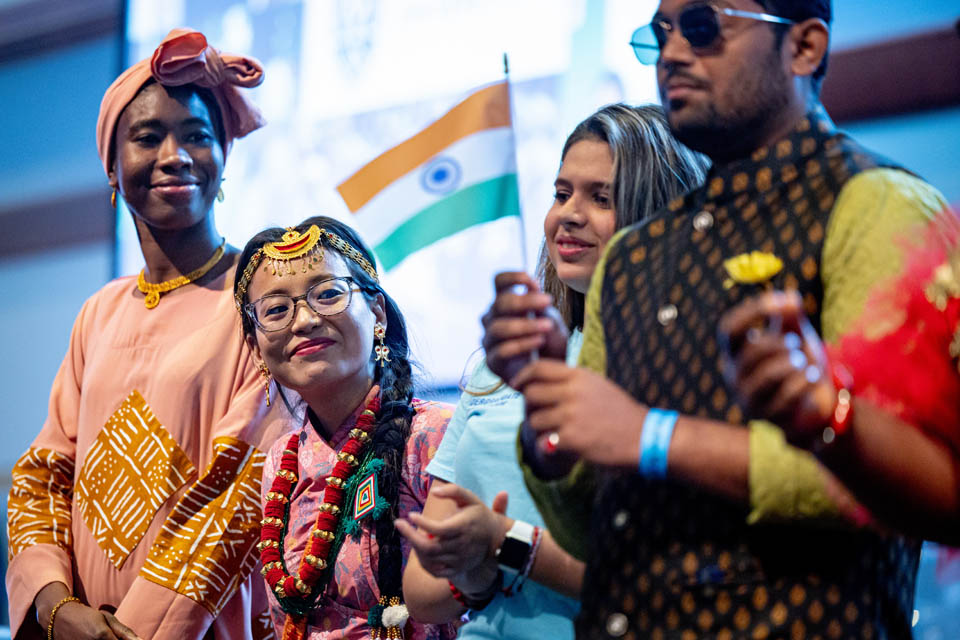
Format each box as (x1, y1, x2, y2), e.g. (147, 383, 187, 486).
(343, 458, 390, 539)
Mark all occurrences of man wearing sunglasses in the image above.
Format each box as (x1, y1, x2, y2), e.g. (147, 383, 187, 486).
(516, 0, 949, 638)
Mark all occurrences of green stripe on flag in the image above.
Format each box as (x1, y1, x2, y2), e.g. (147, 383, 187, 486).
(373, 173, 520, 270)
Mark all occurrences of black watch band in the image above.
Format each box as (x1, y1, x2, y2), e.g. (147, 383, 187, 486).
(460, 569, 503, 610)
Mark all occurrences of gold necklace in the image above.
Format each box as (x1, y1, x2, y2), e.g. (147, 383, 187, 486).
(137, 240, 226, 309)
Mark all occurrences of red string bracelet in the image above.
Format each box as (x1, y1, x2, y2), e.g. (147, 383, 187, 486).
(448, 581, 468, 608)
(447, 571, 503, 612)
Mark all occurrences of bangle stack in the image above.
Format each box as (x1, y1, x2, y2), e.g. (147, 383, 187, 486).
(47, 596, 80, 640)
(639, 408, 678, 478)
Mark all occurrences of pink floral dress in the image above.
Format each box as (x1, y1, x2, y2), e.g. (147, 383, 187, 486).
(261, 392, 457, 640)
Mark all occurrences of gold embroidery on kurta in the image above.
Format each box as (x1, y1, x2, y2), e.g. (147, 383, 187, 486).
(139, 436, 266, 615)
(8, 448, 76, 558)
(75, 389, 196, 568)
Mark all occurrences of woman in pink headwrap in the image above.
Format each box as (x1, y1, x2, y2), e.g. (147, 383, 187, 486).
(6, 29, 289, 640)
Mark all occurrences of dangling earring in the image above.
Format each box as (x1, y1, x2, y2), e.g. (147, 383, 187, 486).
(111, 190, 117, 208)
(374, 322, 390, 368)
(216, 187, 225, 203)
(258, 362, 272, 406)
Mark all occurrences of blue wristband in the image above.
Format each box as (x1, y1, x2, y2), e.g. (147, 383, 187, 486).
(638, 408, 678, 478)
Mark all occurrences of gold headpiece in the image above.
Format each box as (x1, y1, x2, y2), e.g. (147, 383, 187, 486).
(235, 224, 378, 311)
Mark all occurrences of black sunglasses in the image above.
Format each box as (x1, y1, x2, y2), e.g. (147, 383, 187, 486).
(630, 3, 793, 64)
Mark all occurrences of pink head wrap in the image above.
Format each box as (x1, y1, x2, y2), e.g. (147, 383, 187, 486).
(96, 28, 266, 176)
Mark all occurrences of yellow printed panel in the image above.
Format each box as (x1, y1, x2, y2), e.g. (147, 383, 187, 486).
(140, 436, 266, 615)
(75, 390, 196, 568)
(8, 448, 76, 559)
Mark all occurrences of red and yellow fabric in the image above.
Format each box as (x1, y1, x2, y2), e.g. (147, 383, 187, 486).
(6, 269, 291, 640)
(827, 206, 960, 453)
(748, 168, 949, 524)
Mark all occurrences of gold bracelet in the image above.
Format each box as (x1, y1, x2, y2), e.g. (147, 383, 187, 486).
(47, 596, 80, 640)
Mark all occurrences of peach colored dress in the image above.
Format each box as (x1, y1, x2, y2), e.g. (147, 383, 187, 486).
(7, 270, 291, 640)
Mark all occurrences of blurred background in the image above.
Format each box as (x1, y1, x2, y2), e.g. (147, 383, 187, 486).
(0, 0, 958, 637)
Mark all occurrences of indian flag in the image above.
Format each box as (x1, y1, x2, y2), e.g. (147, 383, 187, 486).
(337, 81, 521, 270)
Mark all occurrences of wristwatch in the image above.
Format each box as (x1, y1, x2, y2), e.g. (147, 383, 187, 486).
(495, 520, 535, 572)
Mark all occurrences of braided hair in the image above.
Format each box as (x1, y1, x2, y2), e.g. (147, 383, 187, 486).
(234, 215, 413, 603)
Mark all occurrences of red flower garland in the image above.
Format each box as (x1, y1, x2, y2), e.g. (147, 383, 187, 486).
(259, 396, 381, 603)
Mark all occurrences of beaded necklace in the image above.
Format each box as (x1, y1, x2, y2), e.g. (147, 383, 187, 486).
(259, 395, 380, 615)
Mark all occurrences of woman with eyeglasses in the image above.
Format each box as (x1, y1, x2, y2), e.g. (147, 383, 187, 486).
(6, 29, 290, 640)
(395, 104, 708, 639)
(234, 216, 456, 640)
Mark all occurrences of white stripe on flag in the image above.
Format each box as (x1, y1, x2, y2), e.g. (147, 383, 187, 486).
(354, 126, 517, 246)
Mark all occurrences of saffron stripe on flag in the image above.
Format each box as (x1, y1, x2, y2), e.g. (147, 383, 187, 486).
(374, 173, 520, 270)
(354, 127, 516, 246)
(338, 81, 511, 212)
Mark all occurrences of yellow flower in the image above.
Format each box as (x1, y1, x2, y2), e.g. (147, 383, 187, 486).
(723, 251, 783, 289)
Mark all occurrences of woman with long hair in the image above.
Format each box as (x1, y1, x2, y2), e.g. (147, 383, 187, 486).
(397, 104, 708, 638)
(235, 216, 456, 640)
(7, 29, 287, 640)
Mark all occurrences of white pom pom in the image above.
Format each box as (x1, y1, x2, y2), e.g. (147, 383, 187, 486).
(382, 604, 409, 628)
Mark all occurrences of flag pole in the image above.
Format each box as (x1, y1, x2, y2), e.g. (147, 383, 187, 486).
(504, 53, 540, 363)
(503, 52, 531, 273)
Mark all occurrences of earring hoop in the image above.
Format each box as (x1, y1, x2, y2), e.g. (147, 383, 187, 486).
(111, 190, 117, 208)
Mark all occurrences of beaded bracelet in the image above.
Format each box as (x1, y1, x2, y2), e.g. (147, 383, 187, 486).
(47, 596, 80, 640)
(638, 408, 678, 478)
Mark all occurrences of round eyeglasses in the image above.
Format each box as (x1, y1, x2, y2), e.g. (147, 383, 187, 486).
(630, 3, 793, 65)
(245, 276, 360, 332)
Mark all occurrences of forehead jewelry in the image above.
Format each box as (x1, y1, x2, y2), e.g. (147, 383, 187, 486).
(235, 225, 379, 311)
(263, 224, 325, 277)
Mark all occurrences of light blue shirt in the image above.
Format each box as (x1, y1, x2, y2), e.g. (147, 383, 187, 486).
(426, 331, 583, 639)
